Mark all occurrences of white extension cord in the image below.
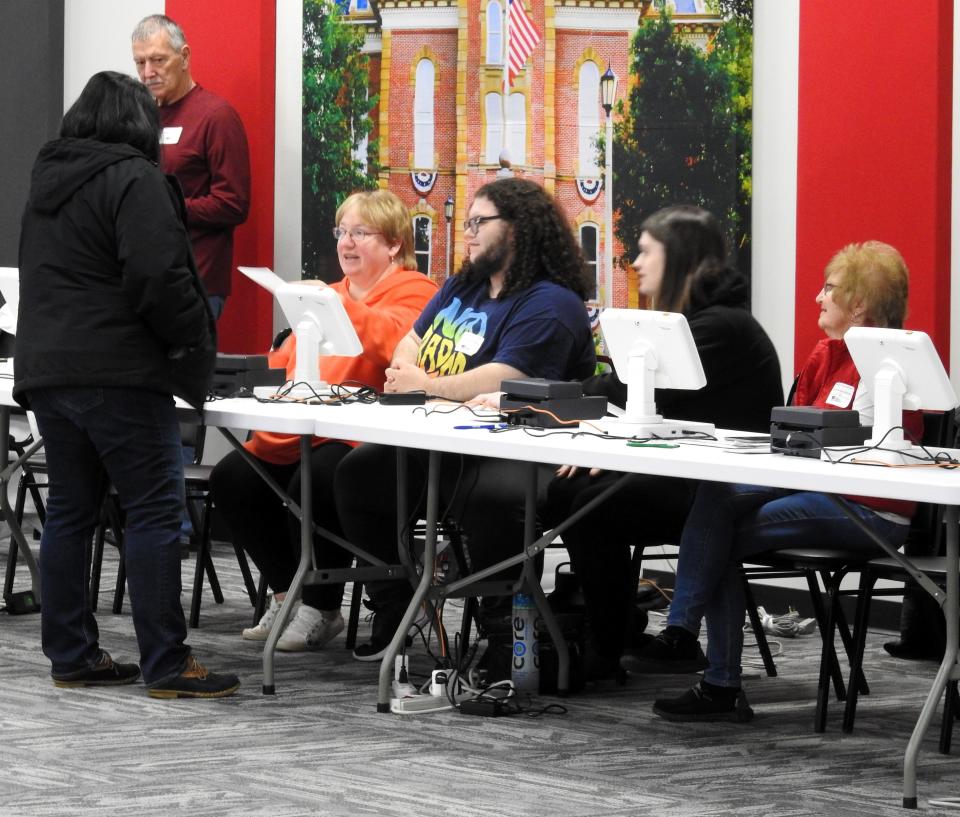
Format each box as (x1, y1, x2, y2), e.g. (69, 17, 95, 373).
(756, 606, 817, 638)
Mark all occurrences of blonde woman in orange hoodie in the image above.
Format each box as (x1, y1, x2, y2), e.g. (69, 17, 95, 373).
(210, 189, 438, 651)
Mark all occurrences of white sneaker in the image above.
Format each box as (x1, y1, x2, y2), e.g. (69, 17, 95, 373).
(242, 594, 297, 641)
(276, 605, 345, 652)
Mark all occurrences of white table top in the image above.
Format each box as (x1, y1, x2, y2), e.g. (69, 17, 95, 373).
(201, 396, 960, 506)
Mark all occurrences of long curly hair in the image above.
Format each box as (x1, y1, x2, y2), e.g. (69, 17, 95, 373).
(461, 178, 592, 300)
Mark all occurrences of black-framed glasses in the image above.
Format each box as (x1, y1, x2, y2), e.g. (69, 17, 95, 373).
(463, 215, 503, 234)
(332, 226, 382, 242)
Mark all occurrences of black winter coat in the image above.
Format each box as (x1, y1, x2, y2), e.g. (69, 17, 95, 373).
(585, 271, 784, 433)
(14, 138, 215, 409)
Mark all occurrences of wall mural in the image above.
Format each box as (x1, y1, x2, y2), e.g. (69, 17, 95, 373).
(302, 0, 753, 314)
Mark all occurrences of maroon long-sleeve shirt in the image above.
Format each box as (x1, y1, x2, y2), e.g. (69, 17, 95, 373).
(159, 85, 250, 297)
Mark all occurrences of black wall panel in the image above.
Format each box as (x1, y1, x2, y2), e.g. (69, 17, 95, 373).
(0, 0, 64, 266)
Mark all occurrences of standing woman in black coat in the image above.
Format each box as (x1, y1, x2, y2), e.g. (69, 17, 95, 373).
(542, 206, 784, 676)
(14, 71, 237, 698)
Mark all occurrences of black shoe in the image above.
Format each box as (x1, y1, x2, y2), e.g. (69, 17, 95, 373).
(882, 639, 944, 661)
(52, 651, 141, 688)
(625, 629, 656, 651)
(653, 682, 754, 723)
(147, 656, 240, 699)
(581, 641, 627, 685)
(619, 626, 709, 674)
(352, 598, 417, 662)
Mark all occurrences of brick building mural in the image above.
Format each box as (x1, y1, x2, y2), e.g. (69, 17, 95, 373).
(335, 0, 726, 309)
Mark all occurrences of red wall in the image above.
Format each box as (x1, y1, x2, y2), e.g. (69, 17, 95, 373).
(166, 0, 276, 353)
(795, 0, 953, 374)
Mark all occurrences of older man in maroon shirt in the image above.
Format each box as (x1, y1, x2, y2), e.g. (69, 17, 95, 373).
(132, 14, 250, 320)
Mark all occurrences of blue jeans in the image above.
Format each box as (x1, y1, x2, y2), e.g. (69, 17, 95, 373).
(29, 387, 190, 685)
(207, 295, 226, 321)
(668, 482, 910, 688)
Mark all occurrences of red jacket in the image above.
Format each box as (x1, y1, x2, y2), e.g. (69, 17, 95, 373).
(794, 338, 922, 518)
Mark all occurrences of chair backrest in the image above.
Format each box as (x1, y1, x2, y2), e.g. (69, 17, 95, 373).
(902, 409, 957, 557)
(179, 421, 207, 466)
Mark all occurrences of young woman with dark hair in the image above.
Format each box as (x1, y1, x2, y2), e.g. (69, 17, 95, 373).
(542, 205, 784, 679)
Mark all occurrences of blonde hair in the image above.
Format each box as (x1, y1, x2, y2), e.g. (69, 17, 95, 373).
(824, 241, 909, 329)
(335, 190, 416, 270)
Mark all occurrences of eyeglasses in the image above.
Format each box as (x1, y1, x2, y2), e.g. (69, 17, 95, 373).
(332, 226, 382, 242)
(463, 215, 503, 234)
(822, 282, 841, 294)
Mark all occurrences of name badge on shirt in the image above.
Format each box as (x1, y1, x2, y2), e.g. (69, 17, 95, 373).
(825, 381, 855, 408)
(160, 127, 183, 145)
(455, 331, 484, 356)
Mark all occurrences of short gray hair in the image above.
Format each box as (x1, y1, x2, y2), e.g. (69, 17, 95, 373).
(131, 14, 187, 50)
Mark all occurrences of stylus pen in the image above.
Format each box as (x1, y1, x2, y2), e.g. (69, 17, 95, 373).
(626, 441, 680, 449)
(454, 424, 509, 430)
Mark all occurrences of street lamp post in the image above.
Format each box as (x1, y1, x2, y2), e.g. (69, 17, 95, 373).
(444, 196, 454, 278)
(600, 64, 618, 307)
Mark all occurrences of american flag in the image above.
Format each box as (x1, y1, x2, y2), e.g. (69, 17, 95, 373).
(507, 0, 541, 86)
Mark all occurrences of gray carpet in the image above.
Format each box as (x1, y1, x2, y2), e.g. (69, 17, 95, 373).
(1, 527, 958, 817)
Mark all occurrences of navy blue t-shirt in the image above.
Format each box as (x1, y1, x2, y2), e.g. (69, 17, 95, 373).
(413, 276, 595, 382)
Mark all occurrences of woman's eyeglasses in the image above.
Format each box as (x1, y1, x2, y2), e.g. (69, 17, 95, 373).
(332, 227, 382, 242)
(463, 215, 503, 234)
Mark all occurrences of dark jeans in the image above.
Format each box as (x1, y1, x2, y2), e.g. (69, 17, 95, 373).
(29, 387, 190, 685)
(335, 443, 554, 608)
(542, 470, 695, 659)
(207, 295, 226, 321)
(209, 441, 352, 611)
(670, 481, 910, 687)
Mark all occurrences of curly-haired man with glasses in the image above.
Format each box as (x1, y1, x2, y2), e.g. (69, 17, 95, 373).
(334, 177, 596, 660)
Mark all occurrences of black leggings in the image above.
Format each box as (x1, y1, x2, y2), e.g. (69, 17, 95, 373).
(334, 443, 554, 606)
(209, 441, 353, 611)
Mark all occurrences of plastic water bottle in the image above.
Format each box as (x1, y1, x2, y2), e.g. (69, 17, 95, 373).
(511, 592, 541, 693)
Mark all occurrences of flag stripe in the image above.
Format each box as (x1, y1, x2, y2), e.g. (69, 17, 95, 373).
(507, 0, 541, 85)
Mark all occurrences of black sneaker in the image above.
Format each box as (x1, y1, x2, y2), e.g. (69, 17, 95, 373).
(882, 639, 944, 661)
(653, 682, 754, 723)
(352, 599, 423, 662)
(52, 651, 141, 688)
(619, 626, 709, 674)
(147, 656, 240, 699)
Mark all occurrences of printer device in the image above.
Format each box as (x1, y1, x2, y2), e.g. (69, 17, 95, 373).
(770, 406, 870, 458)
(498, 378, 607, 428)
(212, 353, 286, 397)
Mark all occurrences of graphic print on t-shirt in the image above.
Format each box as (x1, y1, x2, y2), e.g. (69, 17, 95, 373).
(417, 297, 489, 376)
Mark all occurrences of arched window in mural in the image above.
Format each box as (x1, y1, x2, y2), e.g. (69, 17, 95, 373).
(578, 60, 601, 177)
(486, 1, 503, 65)
(413, 59, 435, 170)
(485, 92, 503, 164)
(486, 93, 525, 166)
(413, 215, 432, 275)
(506, 93, 526, 166)
(580, 222, 599, 293)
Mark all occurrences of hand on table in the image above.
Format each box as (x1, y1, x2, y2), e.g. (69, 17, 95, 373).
(384, 361, 430, 394)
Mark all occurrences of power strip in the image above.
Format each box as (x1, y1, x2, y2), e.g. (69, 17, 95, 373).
(390, 694, 452, 714)
(391, 687, 478, 715)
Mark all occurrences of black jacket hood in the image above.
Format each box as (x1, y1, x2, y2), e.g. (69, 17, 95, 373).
(687, 265, 750, 314)
(28, 138, 151, 215)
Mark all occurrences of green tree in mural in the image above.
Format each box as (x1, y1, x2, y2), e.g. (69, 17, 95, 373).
(613, 5, 752, 275)
(302, 0, 378, 280)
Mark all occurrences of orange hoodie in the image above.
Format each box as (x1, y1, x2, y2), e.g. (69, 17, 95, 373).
(245, 268, 438, 464)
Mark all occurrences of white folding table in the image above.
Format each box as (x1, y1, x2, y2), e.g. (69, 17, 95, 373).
(271, 398, 957, 810)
